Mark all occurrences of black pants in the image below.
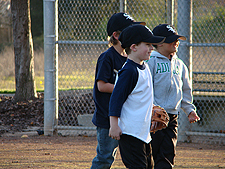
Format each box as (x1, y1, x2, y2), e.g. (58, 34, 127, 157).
(119, 134, 154, 169)
(151, 114, 178, 169)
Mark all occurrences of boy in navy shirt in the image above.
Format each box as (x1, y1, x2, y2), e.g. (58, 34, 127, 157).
(109, 24, 165, 169)
(91, 13, 145, 168)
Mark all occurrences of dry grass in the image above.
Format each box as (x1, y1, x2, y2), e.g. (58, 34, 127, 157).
(0, 47, 14, 78)
(0, 45, 100, 91)
(0, 46, 44, 91)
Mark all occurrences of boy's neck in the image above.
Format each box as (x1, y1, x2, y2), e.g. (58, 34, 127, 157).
(113, 44, 127, 57)
(156, 49, 173, 60)
(128, 55, 144, 65)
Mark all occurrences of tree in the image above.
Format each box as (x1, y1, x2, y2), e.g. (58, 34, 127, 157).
(11, 0, 37, 102)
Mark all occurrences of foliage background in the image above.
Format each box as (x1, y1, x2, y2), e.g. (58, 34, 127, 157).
(0, 0, 224, 92)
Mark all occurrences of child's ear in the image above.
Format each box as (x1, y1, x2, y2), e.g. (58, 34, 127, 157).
(112, 31, 120, 40)
(130, 44, 137, 52)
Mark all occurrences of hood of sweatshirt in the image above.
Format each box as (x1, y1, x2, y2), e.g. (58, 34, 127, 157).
(147, 51, 196, 115)
(150, 50, 178, 60)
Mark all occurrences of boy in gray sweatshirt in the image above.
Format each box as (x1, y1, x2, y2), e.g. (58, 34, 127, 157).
(147, 24, 200, 169)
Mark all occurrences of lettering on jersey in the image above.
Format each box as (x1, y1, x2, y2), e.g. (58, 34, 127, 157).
(156, 63, 170, 73)
(156, 62, 180, 75)
(173, 65, 180, 75)
(166, 25, 176, 33)
(123, 13, 134, 21)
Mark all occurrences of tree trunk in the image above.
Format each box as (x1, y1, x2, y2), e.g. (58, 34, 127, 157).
(11, 0, 37, 102)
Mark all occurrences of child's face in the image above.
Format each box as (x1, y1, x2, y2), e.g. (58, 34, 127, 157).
(136, 42, 154, 61)
(164, 39, 180, 53)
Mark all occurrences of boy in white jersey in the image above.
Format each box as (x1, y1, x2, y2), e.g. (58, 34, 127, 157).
(91, 13, 146, 169)
(108, 24, 165, 169)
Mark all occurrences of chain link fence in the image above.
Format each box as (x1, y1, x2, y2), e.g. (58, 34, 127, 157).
(0, 0, 224, 143)
(56, 0, 173, 136)
(54, 0, 225, 143)
(180, 0, 225, 143)
(56, 0, 224, 143)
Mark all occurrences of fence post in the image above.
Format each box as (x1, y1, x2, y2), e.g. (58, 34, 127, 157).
(120, 0, 127, 12)
(177, 0, 192, 142)
(166, 0, 174, 25)
(44, 0, 58, 136)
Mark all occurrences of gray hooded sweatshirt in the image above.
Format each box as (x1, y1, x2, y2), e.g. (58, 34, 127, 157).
(147, 51, 196, 115)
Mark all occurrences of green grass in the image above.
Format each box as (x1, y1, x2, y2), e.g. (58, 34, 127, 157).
(0, 76, 44, 93)
(0, 71, 95, 93)
(58, 71, 94, 89)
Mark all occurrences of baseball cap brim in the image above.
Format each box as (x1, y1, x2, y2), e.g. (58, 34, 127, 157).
(164, 35, 186, 43)
(134, 22, 146, 26)
(143, 36, 165, 45)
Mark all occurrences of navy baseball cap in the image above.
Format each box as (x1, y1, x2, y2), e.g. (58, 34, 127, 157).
(152, 24, 186, 43)
(119, 25, 165, 49)
(107, 12, 146, 36)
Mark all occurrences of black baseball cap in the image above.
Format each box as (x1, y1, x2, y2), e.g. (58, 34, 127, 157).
(119, 24, 165, 49)
(152, 24, 186, 43)
(107, 12, 146, 36)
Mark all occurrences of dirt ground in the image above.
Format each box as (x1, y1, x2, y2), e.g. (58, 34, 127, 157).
(0, 94, 225, 168)
(0, 135, 224, 169)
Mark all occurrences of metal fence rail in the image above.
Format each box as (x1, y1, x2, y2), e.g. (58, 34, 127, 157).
(193, 72, 225, 92)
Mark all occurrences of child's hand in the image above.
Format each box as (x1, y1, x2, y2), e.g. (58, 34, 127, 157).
(188, 111, 200, 123)
(109, 126, 122, 140)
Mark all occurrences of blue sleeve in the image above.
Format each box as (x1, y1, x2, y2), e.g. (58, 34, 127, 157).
(109, 65, 138, 117)
(96, 53, 114, 84)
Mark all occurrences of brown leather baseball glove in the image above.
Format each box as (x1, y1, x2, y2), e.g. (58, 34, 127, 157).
(150, 105, 170, 133)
